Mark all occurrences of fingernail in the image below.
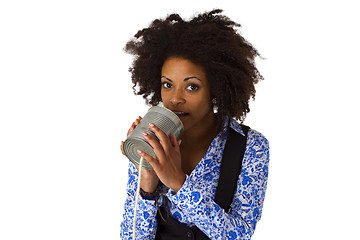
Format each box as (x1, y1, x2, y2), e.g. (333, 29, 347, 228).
(149, 123, 154, 127)
(137, 149, 143, 154)
(142, 132, 147, 136)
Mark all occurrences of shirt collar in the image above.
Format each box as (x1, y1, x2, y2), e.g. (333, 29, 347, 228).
(224, 117, 245, 137)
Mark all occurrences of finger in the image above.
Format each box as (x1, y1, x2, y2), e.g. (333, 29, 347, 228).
(120, 141, 125, 155)
(127, 118, 141, 136)
(141, 131, 166, 161)
(148, 123, 172, 152)
(170, 134, 181, 153)
(137, 149, 159, 169)
(127, 122, 136, 136)
(170, 134, 176, 147)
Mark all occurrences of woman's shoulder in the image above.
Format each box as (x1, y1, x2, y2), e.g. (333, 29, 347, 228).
(245, 128, 270, 167)
(247, 128, 269, 148)
(229, 119, 269, 147)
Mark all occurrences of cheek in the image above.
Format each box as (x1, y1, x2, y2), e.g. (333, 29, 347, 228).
(192, 96, 212, 113)
(198, 91, 212, 109)
(160, 91, 169, 103)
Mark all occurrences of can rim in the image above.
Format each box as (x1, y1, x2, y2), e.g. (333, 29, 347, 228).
(149, 106, 184, 130)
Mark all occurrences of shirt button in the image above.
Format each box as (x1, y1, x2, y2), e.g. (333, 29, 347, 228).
(187, 231, 192, 238)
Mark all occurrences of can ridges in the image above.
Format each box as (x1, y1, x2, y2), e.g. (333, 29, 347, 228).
(123, 107, 184, 170)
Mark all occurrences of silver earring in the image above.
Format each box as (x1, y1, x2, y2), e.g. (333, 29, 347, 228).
(212, 98, 218, 113)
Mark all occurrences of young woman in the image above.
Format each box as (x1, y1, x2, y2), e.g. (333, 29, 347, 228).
(120, 9, 270, 240)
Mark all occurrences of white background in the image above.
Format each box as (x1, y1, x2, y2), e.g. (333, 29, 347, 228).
(1, 0, 359, 239)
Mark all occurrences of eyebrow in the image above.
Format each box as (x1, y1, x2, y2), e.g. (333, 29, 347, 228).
(161, 76, 201, 82)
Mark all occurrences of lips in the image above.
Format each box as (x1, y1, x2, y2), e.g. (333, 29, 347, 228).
(172, 110, 189, 119)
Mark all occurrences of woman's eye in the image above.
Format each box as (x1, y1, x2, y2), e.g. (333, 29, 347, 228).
(186, 84, 199, 91)
(162, 82, 172, 89)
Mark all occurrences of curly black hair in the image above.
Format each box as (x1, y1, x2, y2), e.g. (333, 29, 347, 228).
(124, 9, 263, 134)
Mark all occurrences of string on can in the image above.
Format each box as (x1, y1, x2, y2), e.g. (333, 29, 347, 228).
(132, 156, 144, 240)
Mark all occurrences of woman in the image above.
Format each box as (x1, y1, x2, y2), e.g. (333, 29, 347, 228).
(120, 9, 270, 240)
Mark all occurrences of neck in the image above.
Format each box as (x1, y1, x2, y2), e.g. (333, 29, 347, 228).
(181, 112, 217, 150)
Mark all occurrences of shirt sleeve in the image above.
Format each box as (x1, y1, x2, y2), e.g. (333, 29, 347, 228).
(167, 130, 270, 240)
(120, 162, 162, 240)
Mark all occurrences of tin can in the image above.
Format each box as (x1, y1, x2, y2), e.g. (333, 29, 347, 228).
(123, 106, 184, 170)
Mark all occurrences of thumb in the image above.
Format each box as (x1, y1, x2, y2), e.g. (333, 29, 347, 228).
(170, 134, 180, 150)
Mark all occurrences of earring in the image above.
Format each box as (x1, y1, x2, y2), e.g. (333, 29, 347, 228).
(212, 98, 218, 113)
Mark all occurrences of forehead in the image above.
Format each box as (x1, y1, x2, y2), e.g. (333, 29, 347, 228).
(161, 57, 206, 78)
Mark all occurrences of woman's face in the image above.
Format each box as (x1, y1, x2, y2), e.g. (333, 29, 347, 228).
(161, 57, 214, 132)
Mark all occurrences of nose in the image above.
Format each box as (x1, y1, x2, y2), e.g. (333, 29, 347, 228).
(170, 89, 185, 106)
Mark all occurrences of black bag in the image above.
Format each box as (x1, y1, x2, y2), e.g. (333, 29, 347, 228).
(155, 125, 250, 240)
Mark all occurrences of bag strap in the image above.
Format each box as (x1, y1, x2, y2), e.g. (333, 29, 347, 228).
(214, 125, 250, 212)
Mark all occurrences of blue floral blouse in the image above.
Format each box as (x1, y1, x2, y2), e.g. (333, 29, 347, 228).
(120, 118, 270, 239)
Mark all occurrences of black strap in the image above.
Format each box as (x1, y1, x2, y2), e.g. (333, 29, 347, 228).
(155, 125, 250, 240)
(214, 125, 249, 212)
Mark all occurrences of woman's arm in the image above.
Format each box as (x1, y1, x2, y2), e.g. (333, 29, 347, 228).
(167, 129, 270, 240)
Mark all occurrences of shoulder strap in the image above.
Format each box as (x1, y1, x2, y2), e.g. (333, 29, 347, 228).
(214, 125, 250, 212)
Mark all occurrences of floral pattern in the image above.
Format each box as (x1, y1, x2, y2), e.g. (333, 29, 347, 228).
(120, 119, 270, 239)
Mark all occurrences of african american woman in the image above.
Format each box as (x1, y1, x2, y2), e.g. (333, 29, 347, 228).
(120, 9, 270, 240)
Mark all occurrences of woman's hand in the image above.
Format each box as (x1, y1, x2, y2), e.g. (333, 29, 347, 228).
(137, 123, 186, 193)
(120, 116, 142, 155)
(120, 116, 159, 193)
